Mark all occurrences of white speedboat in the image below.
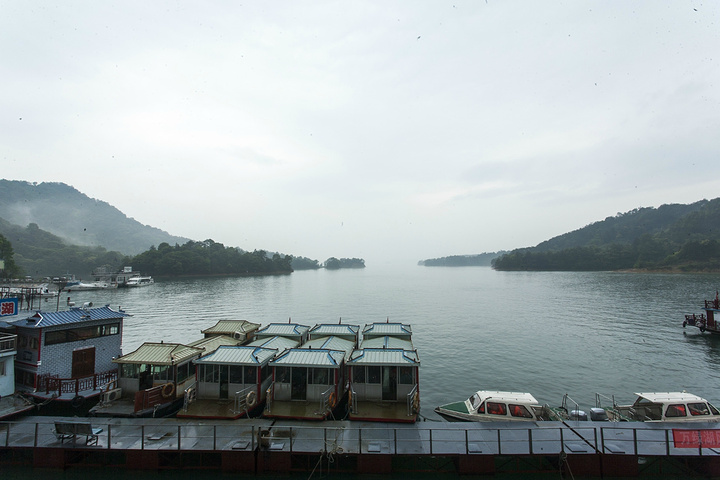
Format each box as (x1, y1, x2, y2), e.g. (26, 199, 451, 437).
(614, 392, 720, 422)
(124, 276, 154, 287)
(435, 390, 557, 422)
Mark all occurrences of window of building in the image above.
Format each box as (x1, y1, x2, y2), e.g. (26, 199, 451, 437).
(398, 366, 414, 384)
(229, 365, 243, 383)
(353, 366, 366, 383)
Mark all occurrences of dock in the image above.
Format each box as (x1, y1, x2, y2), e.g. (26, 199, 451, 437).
(4, 417, 720, 476)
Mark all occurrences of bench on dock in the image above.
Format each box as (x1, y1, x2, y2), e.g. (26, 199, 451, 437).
(54, 422, 103, 445)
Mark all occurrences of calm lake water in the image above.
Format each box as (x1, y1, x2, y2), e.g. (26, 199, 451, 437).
(46, 265, 720, 421)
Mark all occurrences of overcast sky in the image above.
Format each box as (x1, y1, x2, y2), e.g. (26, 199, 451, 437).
(2, 1, 718, 265)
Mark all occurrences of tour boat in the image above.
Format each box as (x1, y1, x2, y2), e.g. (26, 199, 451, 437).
(683, 291, 720, 334)
(613, 392, 720, 423)
(435, 390, 558, 422)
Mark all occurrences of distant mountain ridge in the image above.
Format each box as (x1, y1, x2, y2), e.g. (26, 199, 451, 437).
(0, 180, 189, 255)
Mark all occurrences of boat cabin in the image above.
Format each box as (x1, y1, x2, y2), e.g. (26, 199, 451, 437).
(616, 392, 720, 422)
(264, 335, 355, 420)
(308, 323, 359, 345)
(436, 390, 551, 422)
(178, 335, 299, 419)
(254, 322, 310, 344)
(201, 319, 260, 343)
(6, 305, 127, 409)
(348, 334, 420, 423)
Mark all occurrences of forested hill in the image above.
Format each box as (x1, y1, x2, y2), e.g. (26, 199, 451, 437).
(419, 252, 505, 267)
(492, 198, 720, 272)
(0, 180, 189, 255)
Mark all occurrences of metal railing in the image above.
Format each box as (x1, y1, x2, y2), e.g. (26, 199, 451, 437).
(1, 420, 715, 457)
(182, 384, 197, 412)
(406, 384, 419, 416)
(265, 382, 274, 413)
(233, 386, 255, 414)
(37, 369, 119, 396)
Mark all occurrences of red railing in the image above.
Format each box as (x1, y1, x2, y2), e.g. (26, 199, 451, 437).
(37, 368, 119, 396)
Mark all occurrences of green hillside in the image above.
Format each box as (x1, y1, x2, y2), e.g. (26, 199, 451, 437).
(492, 198, 720, 271)
(0, 180, 189, 255)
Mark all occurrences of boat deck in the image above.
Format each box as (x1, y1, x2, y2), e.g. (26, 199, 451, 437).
(176, 399, 246, 420)
(350, 400, 417, 423)
(263, 400, 335, 420)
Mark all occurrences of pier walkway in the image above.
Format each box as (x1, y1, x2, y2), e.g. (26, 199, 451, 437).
(3, 416, 720, 477)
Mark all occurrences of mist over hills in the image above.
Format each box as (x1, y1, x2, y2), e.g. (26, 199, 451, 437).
(0, 180, 189, 255)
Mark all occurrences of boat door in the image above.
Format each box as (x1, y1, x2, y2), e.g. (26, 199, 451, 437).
(382, 366, 397, 401)
(219, 365, 229, 399)
(291, 367, 307, 400)
(71, 347, 95, 378)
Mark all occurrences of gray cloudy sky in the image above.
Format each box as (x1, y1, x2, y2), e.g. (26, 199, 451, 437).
(2, 1, 718, 265)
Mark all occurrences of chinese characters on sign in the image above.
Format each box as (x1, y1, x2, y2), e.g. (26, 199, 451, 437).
(0, 298, 18, 317)
(673, 429, 720, 448)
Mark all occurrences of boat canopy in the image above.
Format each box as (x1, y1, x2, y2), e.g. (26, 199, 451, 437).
(347, 348, 419, 366)
(308, 323, 359, 342)
(362, 322, 412, 339)
(302, 336, 355, 360)
(360, 335, 414, 350)
(254, 323, 310, 340)
(201, 320, 260, 337)
(194, 345, 277, 366)
(248, 335, 299, 352)
(113, 342, 204, 365)
(271, 348, 346, 368)
(633, 392, 709, 404)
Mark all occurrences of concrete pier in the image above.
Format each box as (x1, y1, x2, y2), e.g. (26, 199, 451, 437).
(3, 416, 720, 477)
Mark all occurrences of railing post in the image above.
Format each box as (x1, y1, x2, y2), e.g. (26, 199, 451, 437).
(359, 427, 362, 454)
(178, 425, 181, 450)
(251, 426, 255, 451)
(394, 428, 397, 454)
(465, 429, 469, 454)
(560, 427, 564, 453)
(34, 422, 38, 447)
(497, 429, 502, 455)
(213, 425, 217, 451)
(108, 424, 112, 450)
(429, 428, 433, 455)
(141, 425, 145, 450)
(665, 429, 670, 456)
(290, 427, 293, 453)
(600, 427, 605, 454)
(633, 428, 638, 455)
(528, 428, 533, 454)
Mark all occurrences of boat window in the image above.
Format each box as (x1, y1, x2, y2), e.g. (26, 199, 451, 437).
(151, 365, 170, 382)
(229, 365, 243, 383)
(177, 363, 190, 383)
(710, 403, 720, 415)
(688, 403, 710, 416)
(470, 394, 481, 411)
(368, 366, 381, 384)
(487, 402, 507, 416)
(261, 365, 271, 381)
(121, 363, 140, 378)
(202, 364, 218, 383)
(509, 404, 534, 418)
(276, 366, 290, 383)
(311, 368, 330, 385)
(665, 404, 687, 417)
(353, 366, 366, 383)
(398, 366, 414, 384)
(244, 366, 257, 384)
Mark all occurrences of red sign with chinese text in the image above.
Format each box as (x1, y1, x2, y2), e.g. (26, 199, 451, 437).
(673, 429, 720, 448)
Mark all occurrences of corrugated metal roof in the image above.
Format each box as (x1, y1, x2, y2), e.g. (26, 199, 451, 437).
(362, 322, 412, 338)
(9, 305, 129, 328)
(308, 323, 359, 340)
(255, 323, 310, 338)
(271, 348, 345, 367)
(302, 336, 355, 360)
(113, 342, 203, 365)
(248, 335, 299, 351)
(635, 392, 707, 403)
(200, 320, 260, 335)
(360, 336, 414, 350)
(348, 348, 420, 366)
(194, 345, 277, 366)
(188, 335, 242, 355)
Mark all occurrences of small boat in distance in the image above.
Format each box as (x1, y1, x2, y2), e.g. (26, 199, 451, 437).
(435, 390, 559, 422)
(683, 291, 720, 334)
(123, 275, 154, 287)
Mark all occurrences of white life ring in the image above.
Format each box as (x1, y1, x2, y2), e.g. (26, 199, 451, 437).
(246, 390, 258, 408)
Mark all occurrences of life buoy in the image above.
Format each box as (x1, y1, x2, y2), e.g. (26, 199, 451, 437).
(71, 395, 85, 408)
(161, 383, 175, 398)
(246, 391, 258, 408)
(412, 391, 420, 413)
(328, 392, 337, 409)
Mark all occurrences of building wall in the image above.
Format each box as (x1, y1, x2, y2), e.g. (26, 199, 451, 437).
(0, 352, 15, 397)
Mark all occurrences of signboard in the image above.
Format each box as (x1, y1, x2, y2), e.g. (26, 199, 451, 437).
(1, 297, 18, 317)
(673, 429, 720, 448)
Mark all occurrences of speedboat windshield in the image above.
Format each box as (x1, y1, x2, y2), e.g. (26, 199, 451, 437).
(469, 393, 481, 410)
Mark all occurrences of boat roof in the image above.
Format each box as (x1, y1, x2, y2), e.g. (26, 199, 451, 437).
(302, 336, 355, 360)
(188, 335, 243, 355)
(201, 320, 261, 336)
(308, 323, 359, 340)
(113, 342, 204, 365)
(255, 323, 310, 339)
(271, 348, 346, 368)
(472, 391, 539, 405)
(194, 345, 277, 366)
(248, 335, 300, 351)
(362, 322, 412, 338)
(348, 348, 420, 366)
(634, 392, 708, 403)
(360, 336, 414, 350)
(8, 305, 129, 329)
